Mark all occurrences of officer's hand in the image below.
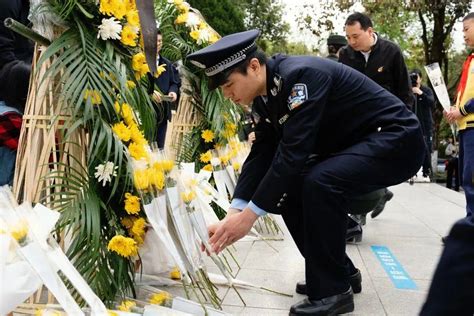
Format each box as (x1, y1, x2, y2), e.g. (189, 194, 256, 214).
(412, 87, 423, 95)
(247, 132, 256, 144)
(208, 208, 258, 254)
(168, 92, 177, 102)
(152, 90, 162, 103)
(445, 107, 462, 124)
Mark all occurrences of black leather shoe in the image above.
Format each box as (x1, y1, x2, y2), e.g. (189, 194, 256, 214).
(346, 224, 363, 243)
(371, 190, 394, 218)
(296, 269, 362, 295)
(289, 288, 354, 315)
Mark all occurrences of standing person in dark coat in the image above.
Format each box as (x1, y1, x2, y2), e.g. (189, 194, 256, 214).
(149, 29, 181, 149)
(339, 12, 414, 222)
(0, 0, 33, 112)
(410, 68, 435, 180)
(187, 29, 424, 315)
(0, 0, 33, 185)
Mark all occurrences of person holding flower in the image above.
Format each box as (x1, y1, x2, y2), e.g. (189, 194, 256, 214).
(187, 29, 424, 315)
(148, 29, 181, 149)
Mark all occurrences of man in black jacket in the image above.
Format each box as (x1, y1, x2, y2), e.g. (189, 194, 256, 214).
(339, 12, 414, 221)
(0, 0, 33, 112)
(149, 30, 181, 149)
(187, 29, 424, 315)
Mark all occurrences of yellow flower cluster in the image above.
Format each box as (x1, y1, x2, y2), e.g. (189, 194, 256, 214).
(121, 24, 138, 47)
(131, 217, 146, 245)
(149, 291, 172, 305)
(114, 101, 135, 126)
(84, 89, 102, 105)
(108, 235, 138, 257)
(133, 167, 165, 191)
(153, 160, 175, 173)
(126, 80, 136, 89)
(201, 129, 214, 143)
(132, 52, 149, 79)
(129, 141, 148, 160)
(200, 150, 212, 163)
(172, 2, 220, 45)
(124, 192, 140, 214)
(118, 300, 136, 312)
(112, 121, 131, 142)
(99, 0, 127, 19)
(126, 10, 139, 27)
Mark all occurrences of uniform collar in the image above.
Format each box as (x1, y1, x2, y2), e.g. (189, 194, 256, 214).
(265, 55, 284, 98)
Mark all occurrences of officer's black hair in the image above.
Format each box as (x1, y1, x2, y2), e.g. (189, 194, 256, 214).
(221, 49, 267, 84)
(345, 12, 373, 30)
(463, 12, 474, 22)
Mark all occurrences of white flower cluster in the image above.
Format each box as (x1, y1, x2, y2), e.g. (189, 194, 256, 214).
(94, 161, 118, 186)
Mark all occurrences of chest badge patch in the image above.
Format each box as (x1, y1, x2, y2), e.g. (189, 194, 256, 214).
(377, 66, 384, 72)
(287, 83, 308, 111)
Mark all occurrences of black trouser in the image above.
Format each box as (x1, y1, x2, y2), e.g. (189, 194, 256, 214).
(446, 157, 460, 191)
(280, 139, 424, 300)
(420, 216, 474, 315)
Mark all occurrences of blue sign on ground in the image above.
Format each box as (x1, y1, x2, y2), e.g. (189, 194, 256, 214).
(371, 245, 417, 290)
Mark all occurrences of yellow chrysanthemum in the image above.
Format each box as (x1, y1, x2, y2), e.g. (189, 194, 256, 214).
(129, 142, 148, 160)
(181, 191, 196, 204)
(121, 24, 138, 47)
(170, 266, 181, 279)
(161, 160, 175, 173)
(112, 121, 131, 142)
(148, 168, 165, 190)
(202, 164, 213, 171)
(200, 151, 212, 163)
(201, 129, 214, 143)
(124, 192, 141, 215)
(154, 63, 167, 78)
(220, 154, 230, 165)
(129, 123, 147, 145)
(137, 63, 150, 78)
(121, 216, 135, 229)
(126, 80, 136, 89)
(189, 30, 200, 41)
(175, 13, 188, 24)
(108, 235, 138, 257)
(134, 169, 149, 190)
(232, 162, 241, 171)
(10, 221, 28, 244)
(99, 0, 126, 19)
(131, 217, 146, 241)
(150, 291, 172, 305)
(118, 300, 136, 312)
(124, 0, 136, 11)
(132, 52, 146, 71)
(126, 10, 140, 27)
(115, 102, 135, 126)
(177, 2, 189, 13)
(84, 89, 102, 105)
(173, 0, 183, 5)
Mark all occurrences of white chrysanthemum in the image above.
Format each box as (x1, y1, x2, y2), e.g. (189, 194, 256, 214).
(97, 17, 122, 41)
(185, 12, 201, 28)
(94, 161, 118, 186)
(197, 28, 212, 45)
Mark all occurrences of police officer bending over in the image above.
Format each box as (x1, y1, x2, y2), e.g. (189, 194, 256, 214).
(187, 30, 424, 315)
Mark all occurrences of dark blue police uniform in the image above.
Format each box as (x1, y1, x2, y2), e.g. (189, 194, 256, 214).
(188, 30, 425, 314)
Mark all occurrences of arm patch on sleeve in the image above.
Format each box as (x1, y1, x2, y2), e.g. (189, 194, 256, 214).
(287, 83, 308, 110)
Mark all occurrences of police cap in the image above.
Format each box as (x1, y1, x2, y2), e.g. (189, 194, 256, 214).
(187, 29, 260, 90)
(327, 34, 347, 46)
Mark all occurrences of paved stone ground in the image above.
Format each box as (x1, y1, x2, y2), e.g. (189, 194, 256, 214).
(212, 182, 465, 315)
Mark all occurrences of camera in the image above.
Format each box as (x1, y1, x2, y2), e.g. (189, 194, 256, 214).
(410, 72, 418, 87)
